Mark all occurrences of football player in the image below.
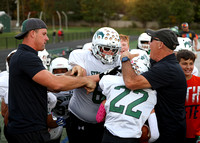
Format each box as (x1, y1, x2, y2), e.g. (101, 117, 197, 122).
(98, 49, 159, 143)
(0, 50, 16, 141)
(174, 37, 199, 76)
(66, 27, 121, 143)
(47, 57, 73, 143)
(137, 33, 151, 54)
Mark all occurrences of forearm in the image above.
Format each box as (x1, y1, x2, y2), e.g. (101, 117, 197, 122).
(194, 38, 199, 51)
(34, 70, 95, 92)
(148, 113, 159, 142)
(122, 60, 151, 90)
(122, 60, 139, 90)
(52, 75, 92, 91)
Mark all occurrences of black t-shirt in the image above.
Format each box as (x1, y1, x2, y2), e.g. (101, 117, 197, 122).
(142, 54, 187, 142)
(179, 30, 196, 42)
(8, 44, 47, 134)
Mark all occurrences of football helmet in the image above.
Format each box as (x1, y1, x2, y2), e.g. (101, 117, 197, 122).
(38, 49, 51, 69)
(130, 49, 150, 75)
(6, 49, 17, 72)
(174, 37, 192, 52)
(49, 57, 71, 76)
(91, 27, 121, 64)
(137, 33, 151, 52)
(170, 26, 179, 36)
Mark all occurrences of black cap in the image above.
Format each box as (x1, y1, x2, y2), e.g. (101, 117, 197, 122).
(146, 28, 179, 50)
(15, 18, 47, 40)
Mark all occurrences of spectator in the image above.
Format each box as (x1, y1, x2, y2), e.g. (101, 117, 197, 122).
(176, 49, 200, 143)
(179, 22, 200, 51)
(7, 18, 96, 143)
(52, 30, 56, 44)
(58, 29, 63, 43)
(120, 28, 187, 143)
(48, 57, 72, 143)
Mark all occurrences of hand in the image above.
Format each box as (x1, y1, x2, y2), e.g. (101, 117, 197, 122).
(56, 117, 66, 126)
(99, 66, 121, 79)
(70, 65, 85, 76)
(84, 78, 96, 94)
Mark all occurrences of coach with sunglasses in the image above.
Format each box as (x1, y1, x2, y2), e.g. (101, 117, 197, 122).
(120, 28, 187, 143)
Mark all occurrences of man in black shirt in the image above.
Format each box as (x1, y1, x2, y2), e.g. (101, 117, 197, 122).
(7, 18, 96, 143)
(121, 28, 187, 143)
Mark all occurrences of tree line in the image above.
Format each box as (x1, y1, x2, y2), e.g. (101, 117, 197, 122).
(1, 0, 200, 28)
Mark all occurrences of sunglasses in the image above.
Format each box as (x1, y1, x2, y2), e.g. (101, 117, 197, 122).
(151, 37, 161, 42)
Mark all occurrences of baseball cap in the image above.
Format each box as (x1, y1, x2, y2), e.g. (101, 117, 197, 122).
(181, 22, 189, 28)
(15, 18, 47, 40)
(145, 28, 179, 50)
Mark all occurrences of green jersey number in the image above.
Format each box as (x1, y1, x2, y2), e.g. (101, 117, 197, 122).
(110, 86, 148, 119)
(92, 83, 106, 104)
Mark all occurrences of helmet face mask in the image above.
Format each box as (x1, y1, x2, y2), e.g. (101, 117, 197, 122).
(92, 27, 121, 64)
(138, 33, 151, 52)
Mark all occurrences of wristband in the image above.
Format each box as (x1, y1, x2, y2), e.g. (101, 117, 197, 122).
(121, 56, 130, 62)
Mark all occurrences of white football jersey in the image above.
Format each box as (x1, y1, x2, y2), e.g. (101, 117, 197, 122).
(99, 75, 157, 138)
(68, 49, 120, 123)
(52, 90, 73, 119)
(0, 71, 9, 104)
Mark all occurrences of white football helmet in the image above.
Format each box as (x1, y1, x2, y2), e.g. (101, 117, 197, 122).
(137, 33, 151, 52)
(174, 37, 192, 52)
(49, 57, 71, 75)
(91, 27, 121, 64)
(38, 49, 51, 69)
(6, 49, 17, 72)
(130, 49, 150, 75)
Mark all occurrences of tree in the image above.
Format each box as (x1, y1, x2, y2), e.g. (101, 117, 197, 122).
(127, 0, 162, 28)
(168, 0, 194, 26)
(127, 0, 195, 28)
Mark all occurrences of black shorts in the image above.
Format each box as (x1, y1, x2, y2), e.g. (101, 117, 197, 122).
(102, 128, 140, 143)
(66, 112, 104, 143)
(6, 129, 50, 143)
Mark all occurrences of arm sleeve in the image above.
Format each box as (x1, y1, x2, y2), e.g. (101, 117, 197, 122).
(148, 112, 160, 143)
(96, 102, 106, 123)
